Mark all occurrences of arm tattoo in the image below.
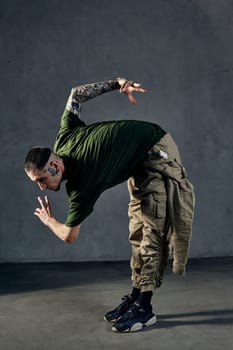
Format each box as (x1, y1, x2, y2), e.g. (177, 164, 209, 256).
(66, 79, 120, 115)
(72, 80, 120, 103)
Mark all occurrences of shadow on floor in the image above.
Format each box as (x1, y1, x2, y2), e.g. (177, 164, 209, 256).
(137, 309, 233, 333)
(0, 261, 131, 295)
(157, 309, 233, 326)
(0, 257, 232, 295)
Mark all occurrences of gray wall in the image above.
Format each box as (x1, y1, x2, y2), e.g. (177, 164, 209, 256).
(0, 0, 233, 262)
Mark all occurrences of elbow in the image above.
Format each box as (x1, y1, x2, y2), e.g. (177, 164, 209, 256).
(65, 235, 77, 244)
(64, 235, 71, 244)
(64, 226, 80, 244)
(71, 87, 76, 98)
(65, 239, 72, 244)
(66, 88, 76, 106)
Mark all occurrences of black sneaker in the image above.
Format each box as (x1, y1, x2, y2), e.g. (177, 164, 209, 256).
(112, 304, 157, 332)
(104, 294, 135, 323)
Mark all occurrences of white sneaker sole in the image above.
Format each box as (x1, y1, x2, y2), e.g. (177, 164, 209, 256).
(104, 316, 116, 323)
(112, 315, 157, 333)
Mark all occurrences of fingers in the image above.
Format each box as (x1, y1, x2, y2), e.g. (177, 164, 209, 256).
(127, 93, 136, 105)
(45, 195, 49, 207)
(119, 80, 133, 93)
(119, 81, 148, 104)
(34, 208, 41, 216)
(120, 82, 147, 93)
(130, 83, 148, 94)
(37, 196, 46, 209)
(38, 195, 50, 207)
(35, 195, 53, 223)
(124, 86, 146, 104)
(134, 85, 148, 93)
(37, 196, 51, 215)
(35, 197, 46, 217)
(34, 207, 43, 221)
(45, 195, 51, 215)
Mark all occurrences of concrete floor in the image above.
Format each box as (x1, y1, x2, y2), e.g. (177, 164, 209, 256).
(0, 258, 232, 350)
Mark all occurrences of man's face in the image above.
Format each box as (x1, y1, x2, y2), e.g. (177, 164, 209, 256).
(26, 163, 63, 192)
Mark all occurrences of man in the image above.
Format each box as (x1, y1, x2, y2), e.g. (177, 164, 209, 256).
(25, 77, 195, 333)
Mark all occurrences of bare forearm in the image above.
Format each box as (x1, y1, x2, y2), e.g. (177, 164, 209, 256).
(47, 217, 80, 244)
(34, 196, 80, 244)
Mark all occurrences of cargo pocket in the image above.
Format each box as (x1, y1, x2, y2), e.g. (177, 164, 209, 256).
(153, 193, 167, 218)
(141, 192, 167, 231)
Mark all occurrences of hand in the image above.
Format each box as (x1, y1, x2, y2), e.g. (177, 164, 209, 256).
(34, 196, 54, 226)
(118, 79, 147, 104)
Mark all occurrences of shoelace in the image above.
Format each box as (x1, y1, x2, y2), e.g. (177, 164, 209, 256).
(119, 304, 140, 321)
(117, 294, 133, 311)
(122, 294, 132, 302)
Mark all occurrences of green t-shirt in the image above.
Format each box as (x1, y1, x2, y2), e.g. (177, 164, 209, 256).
(53, 110, 166, 226)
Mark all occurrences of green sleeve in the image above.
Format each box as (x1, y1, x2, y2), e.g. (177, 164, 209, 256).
(58, 78, 120, 134)
(59, 109, 86, 131)
(65, 190, 95, 227)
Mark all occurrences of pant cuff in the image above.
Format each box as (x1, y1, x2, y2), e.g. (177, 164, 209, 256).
(140, 284, 155, 293)
(132, 281, 141, 290)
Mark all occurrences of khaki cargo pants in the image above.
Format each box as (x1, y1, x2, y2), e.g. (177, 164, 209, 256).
(128, 133, 195, 292)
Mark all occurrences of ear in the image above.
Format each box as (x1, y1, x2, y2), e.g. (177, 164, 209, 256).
(50, 160, 59, 170)
(47, 161, 59, 176)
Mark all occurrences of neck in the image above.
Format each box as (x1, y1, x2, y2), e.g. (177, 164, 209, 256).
(59, 157, 68, 181)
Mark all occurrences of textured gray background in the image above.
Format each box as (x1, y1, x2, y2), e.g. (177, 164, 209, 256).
(0, 0, 232, 262)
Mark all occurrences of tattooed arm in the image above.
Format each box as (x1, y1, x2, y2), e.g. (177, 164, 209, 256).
(65, 78, 120, 115)
(65, 78, 147, 115)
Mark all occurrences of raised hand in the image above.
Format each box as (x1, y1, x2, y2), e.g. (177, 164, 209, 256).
(118, 79, 147, 104)
(34, 196, 54, 226)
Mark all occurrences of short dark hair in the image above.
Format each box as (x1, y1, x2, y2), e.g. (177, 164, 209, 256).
(24, 147, 52, 172)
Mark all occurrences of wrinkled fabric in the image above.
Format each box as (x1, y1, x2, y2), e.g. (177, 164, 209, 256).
(128, 133, 195, 292)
